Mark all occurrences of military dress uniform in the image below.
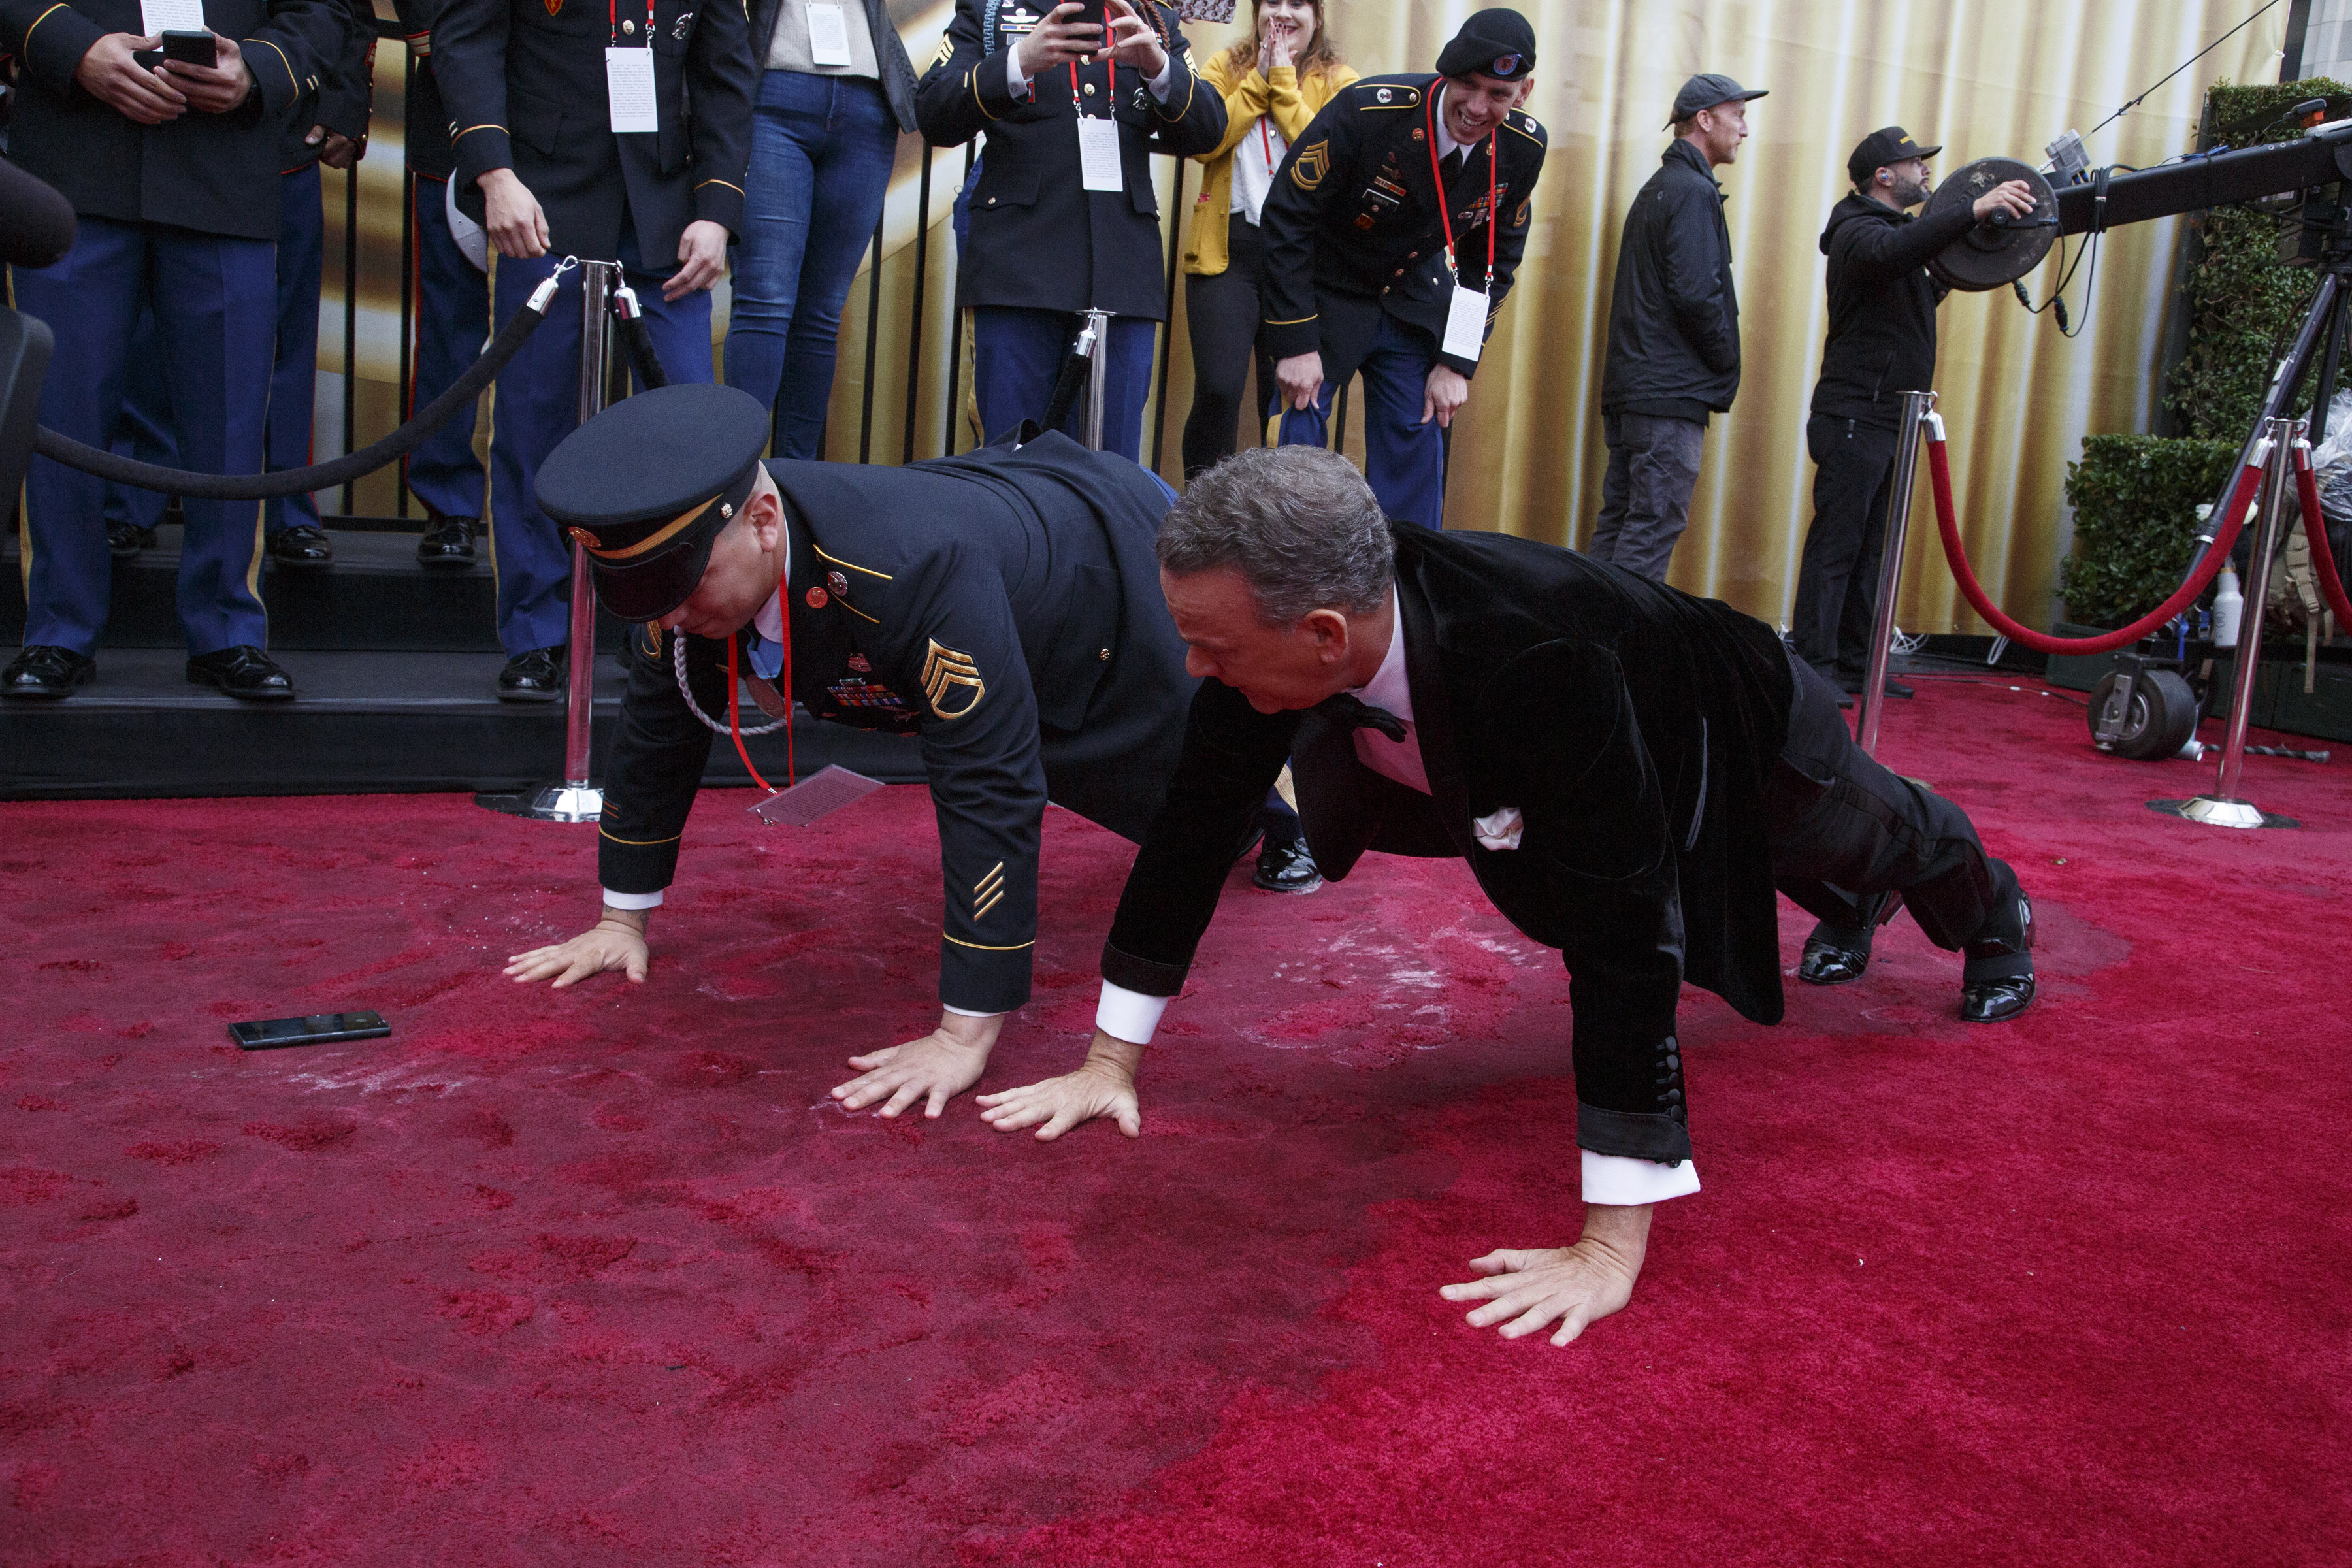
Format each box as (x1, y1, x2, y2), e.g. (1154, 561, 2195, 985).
(432, 0, 755, 671)
(533, 384, 1200, 1015)
(1262, 73, 1546, 527)
(1, 0, 346, 700)
(914, 0, 1226, 461)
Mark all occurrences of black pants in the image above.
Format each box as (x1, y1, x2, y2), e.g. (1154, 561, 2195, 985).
(1181, 217, 1276, 480)
(1790, 414, 1899, 679)
(1768, 651, 2025, 962)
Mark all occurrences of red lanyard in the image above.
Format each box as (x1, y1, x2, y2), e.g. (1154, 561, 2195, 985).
(1426, 88, 1497, 289)
(1258, 114, 1276, 169)
(610, 0, 652, 47)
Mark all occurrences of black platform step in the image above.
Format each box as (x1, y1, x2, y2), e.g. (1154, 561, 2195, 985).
(0, 649, 926, 800)
(1, 525, 625, 654)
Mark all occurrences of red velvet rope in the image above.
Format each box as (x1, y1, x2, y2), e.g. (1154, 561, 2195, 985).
(1927, 435, 2263, 656)
(2289, 443, 2352, 629)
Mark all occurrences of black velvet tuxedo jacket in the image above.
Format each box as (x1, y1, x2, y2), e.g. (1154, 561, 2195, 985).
(1102, 523, 1795, 1164)
(600, 433, 1197, 1016)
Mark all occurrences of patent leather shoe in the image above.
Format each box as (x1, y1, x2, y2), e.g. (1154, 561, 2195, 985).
(417, 515, 477, 571)
(187, 645, 295, 701)
(1252, 838, 1324, 894)
(1959, 973, 2036, 1022)
(1797, 927, 1872, 985)
(108, 519, 156, 557)
(498, 645, 566, 702)
(1840, 671, 1914, 700)
(3, 645, 96, 700)
(270, 525, 333, 570)
(1958, 892, 2036, 1022)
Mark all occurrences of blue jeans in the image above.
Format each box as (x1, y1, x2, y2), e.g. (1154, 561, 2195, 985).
(724, 71, 898, 460)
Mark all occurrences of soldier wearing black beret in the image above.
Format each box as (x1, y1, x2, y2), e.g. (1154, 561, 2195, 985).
(1262, 6, 1546, 528)
(502, 384, 1238, 1120)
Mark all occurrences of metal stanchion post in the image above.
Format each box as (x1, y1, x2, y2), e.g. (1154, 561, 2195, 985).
(528, 260, 619, 824)
(2168, 417, 2302, 829)
(1080, 308, 1111, 451)
(1855, 389, 1936, 755)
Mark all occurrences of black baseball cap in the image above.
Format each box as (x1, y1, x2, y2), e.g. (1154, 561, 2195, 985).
(1848, 126, 1942, 186)
(534, 383, 772, 625)
(1667, 73, 1766, 127)
(1435, 8, 1535, 82)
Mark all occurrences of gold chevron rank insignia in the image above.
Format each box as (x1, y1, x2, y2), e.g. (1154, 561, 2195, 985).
(1290, 140, 1329, 191)
(973, 861, 1006, 920)
(920, 639, 985, 720)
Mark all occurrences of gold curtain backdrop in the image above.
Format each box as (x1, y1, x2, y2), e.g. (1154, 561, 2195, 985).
(327, 0, 2281, 630)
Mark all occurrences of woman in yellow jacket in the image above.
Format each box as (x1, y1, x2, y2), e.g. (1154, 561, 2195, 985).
(1179, 0, 1356, 479)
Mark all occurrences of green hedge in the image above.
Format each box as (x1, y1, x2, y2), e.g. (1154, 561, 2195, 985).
(2060, 434, 2237, 627)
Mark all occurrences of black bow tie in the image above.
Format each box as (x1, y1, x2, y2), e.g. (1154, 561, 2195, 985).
(1316, 692, 1407, 742)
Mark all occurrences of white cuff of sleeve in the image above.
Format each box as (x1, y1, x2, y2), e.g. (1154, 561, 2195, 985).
(1580, 1149, 1701, 1206)
(1094, 981, 1169, 1045)
(1005, 48, 1028, 97)
(601, 889, 664, 911)
(941, 1004, 1007, 1019)
(1146, 56, 1174, 100)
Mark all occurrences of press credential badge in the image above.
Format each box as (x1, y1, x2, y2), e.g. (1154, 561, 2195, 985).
(1078, 118, 1123, 192)
(1443, 284, 1489, 363)
(806, 2, 853, 66)
(606, 47, 659, 133)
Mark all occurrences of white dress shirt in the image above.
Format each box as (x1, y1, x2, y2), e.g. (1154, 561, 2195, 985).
(1229, 108, 1285, 225)
(1095, 588, 1701, 1205)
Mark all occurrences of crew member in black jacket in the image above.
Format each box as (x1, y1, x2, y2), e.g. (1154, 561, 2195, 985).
(1, 0, 344, 703)
(915, 0, 1225, 461)
(977, 445, 2037, 1339)
(1790, 127, 2033, 699)
(1590, 72, 1763, 582)
(1262, 7, 1546, 530)
(504, 384, 1222, 1122)
(433, 0, 755, 698)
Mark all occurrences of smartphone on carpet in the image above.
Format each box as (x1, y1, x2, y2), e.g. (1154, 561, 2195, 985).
(229, 1011, 390, 1050)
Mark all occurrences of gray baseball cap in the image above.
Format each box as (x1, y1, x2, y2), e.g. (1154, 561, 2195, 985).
(1668, 73, 1767, 127)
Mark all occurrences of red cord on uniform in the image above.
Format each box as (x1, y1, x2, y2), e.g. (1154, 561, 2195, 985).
(724, 638, 776, 794)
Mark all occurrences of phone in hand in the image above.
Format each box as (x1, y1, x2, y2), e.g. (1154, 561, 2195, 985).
(228, 1010, 390, 1050)
(135, 29, 217, 69)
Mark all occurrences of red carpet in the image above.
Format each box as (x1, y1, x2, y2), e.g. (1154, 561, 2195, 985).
(5, 678, 2348, 1566)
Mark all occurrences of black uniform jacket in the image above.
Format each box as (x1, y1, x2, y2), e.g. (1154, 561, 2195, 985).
(599, 433, 1197, 1016)
(1259, 74, 1546, 378)
(747, 0, 919, 131)
(278, 0, 376, 172)
(395, 0, 456, 178)
(1601, 137, 1739, 422)
(1100, 524, 1795, 1166)
(914, 0, 1226, 319)
(0, 0, 343, 240)
(434, 0, 755, 264)
(1810, 192, 1973, 427)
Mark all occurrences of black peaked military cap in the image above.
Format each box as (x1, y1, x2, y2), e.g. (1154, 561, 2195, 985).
(535, 384, 772, 625)
(1848, 126, 1943, 186)
(1435, 7, 1536, 82)
(1667, 72, 1767, 127)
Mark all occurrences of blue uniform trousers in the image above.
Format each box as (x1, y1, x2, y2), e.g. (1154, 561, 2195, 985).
(404, 173, 492, 523)
(103, 307, 176, 535)
(1275, 310, 1448, 529)
(488, 238, 713, 655)
(263, 163, 326, 534)
(972, 306, 1154, 463)
(14, 217, 276, 656)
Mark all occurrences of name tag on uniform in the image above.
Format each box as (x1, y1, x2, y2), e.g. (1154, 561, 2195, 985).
(1077, 117, 1123, 193)
(806, 1, 852, 65)
(605, 47, 659, 133)
(1443, 283, 1488, 363)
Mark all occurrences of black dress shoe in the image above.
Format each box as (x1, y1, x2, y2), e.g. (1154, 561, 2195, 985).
(1839, 671, 1915, 700)
(1797, 926, 1872, 985)
(1959, 973, 2036, 1022)
(417, 515, 478, 571)
(498, 645, 566, 702)
(187, 645, 295, 700)
(108, 519, 156, 557)
(1253, 838, 1323, 893)
(3, 645, 95, 700)
(270, 525, 333, 570)
(1958, 892, 2036, 1022)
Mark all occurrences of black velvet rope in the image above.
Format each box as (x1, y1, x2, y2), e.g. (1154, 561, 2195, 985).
(29, 292, 554, 500)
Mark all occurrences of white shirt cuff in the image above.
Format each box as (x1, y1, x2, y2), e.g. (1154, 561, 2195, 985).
(601, 889, 664, 911)
(1005, 48, 1028, 97)
(1146, 56, 1173, 101)
(1580, 1149, 1701, 1206)
(941, 1003, 1007, 1019)
(1094, 981, 1169, 1045)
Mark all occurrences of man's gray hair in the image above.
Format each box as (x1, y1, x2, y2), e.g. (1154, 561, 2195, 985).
(1156, 446, 1395, 625)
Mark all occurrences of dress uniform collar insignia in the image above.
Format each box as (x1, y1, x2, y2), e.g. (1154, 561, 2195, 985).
(672, 10, 693, 37)
(920, 640, 986, 721)
(1376, 88, 1391, 103)
(827, 570, 850, 597)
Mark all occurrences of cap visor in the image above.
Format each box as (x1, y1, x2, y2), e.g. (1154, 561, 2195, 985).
(591, 531, 720, 626)
(1916, 144, 1944, 159)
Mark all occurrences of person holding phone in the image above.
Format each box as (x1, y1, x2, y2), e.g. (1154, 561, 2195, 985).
(1177, 0, 1353, 479)
(432, 0, 756, 700)
(915, 0, 1226, 461)
(0, 0, 346, 703)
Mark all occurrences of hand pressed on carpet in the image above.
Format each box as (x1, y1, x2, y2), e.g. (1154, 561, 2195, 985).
(977, 1031, 1143, 1140)
(504, 909, 650, 987)
(1439, 1203, 1652, 1346)
(832, 1012, 1002, 1119)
